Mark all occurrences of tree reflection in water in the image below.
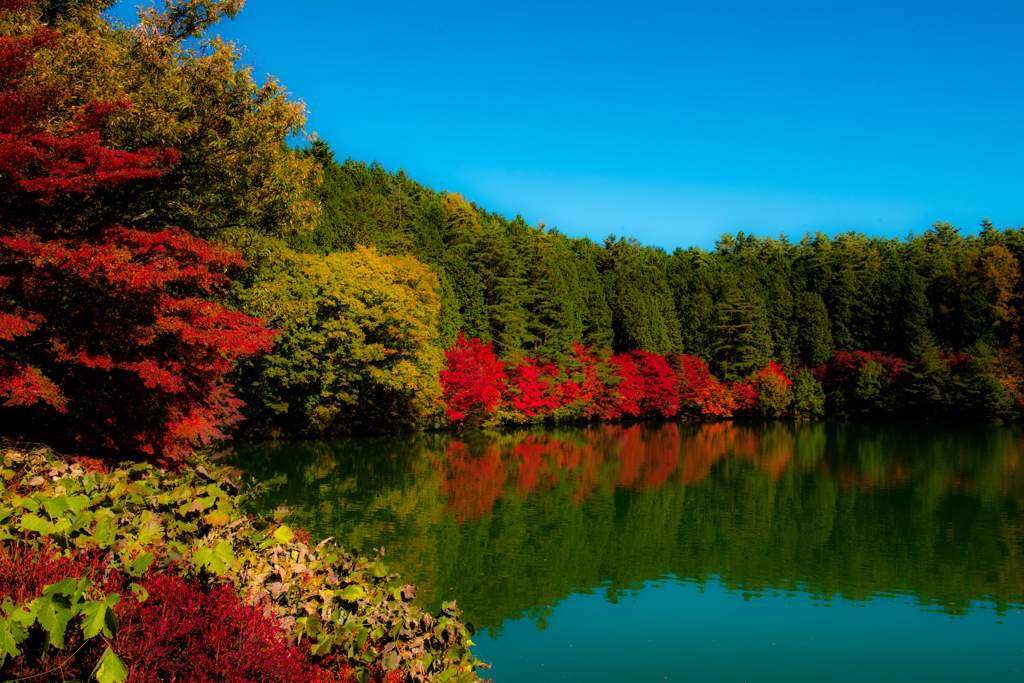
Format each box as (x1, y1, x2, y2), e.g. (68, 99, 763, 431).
(231, 421, 1024, 632)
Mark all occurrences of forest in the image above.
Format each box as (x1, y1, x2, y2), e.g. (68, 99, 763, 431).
(0, 0, 1022, 680)
(229, 143, 1024, 439)
(0, 0, 1021, 458)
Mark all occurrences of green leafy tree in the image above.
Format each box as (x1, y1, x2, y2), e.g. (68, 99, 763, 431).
(234, 244, 443, 436)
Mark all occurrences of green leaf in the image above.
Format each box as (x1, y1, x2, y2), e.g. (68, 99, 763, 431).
(382, 650, 400, 671)
(311, 633, 335, 656)
(338, 584, 366, 602)
(43, 577, 88, 601)
(272, 525, 295, 544)
(191, 541, 235, 575)
(80, 601, 118, 640)
(43, 495, 71, 519)
(35, 593, 73, 649)
(7, 601, 37, 627)
(129, 552, 155, 576)
(203, 509, 231, 527)
(129, 583, 149, 603)
(19, 512, 55, 534)
(0, 616, 24, 666)
(91, 517, 115, 547)
(372, 562, 388, 578)
(437, 667, 463, 682)
(67, 494, 92, 514)
(12, 495, 39, 511)
(92, 646, 128, 683)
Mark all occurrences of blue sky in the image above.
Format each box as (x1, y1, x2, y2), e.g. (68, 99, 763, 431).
(111, 0, 1024, 250)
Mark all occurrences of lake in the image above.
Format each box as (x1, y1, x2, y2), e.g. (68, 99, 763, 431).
(229, 421, 1024, 682)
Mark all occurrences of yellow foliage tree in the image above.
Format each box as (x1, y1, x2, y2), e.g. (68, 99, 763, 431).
(234, 244, 444, 436)
(4, 0, 320, 242)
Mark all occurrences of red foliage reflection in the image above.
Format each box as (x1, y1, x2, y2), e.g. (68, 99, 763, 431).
(439, 423, 801, 522)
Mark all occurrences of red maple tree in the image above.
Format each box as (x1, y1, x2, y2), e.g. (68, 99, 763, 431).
(504, 356, 568, 418)
(439, 331, 506, 424)
(0, 6, 276, 466)
(630, 350, 679, 418)
(669, 353, 737, 418)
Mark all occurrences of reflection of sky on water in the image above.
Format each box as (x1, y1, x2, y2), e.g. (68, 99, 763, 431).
(475, 580, 1024, 683)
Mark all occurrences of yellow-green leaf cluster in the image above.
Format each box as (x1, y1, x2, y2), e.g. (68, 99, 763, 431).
(235, 243, 445, 436)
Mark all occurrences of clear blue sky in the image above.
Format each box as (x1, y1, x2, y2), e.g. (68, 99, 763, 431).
(111, 0, 1024, 251)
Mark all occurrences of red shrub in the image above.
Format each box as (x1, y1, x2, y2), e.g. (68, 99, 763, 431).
(0, 538, 110, 603)
(729, 382, 758, 414)
(504, 357, 565, 417)
(114, 573, 315, 683)
(0, 539, 73, 603)
(669, 354, 737, 418)
(631, 351, 679, 418)
(440, 332, 506, 422)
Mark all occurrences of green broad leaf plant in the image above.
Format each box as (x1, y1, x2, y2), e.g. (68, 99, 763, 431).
(0, 445, 488, 682)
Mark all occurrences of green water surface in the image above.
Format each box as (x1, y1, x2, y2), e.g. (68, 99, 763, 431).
(230, 421, 1024, 681)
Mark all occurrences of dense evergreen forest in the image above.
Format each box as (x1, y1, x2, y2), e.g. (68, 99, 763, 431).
(229, 140, 1024, 438)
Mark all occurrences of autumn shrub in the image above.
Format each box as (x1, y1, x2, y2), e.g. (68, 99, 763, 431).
(746, 361, 794, 418)
(0, 538, 78, 603)
(502, 357, 566, 420)
(440, 332, 506, 427)
(669, 354, 737, 418)
(0, 446, 489, 683)
(113, 573, 315, 683)
(729, 382, 758, 415)
(630, 351, 679, 418)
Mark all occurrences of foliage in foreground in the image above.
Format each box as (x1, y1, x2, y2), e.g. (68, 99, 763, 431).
(0, 0, 284, 467)
(0, 445, 488, 682)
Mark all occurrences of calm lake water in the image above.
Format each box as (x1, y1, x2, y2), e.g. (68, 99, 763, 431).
(229, 421, 1024, 682)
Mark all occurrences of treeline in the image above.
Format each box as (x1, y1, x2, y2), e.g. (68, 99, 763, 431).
(231, 140, 1024, 436)
(2, 0, 1023, 464)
